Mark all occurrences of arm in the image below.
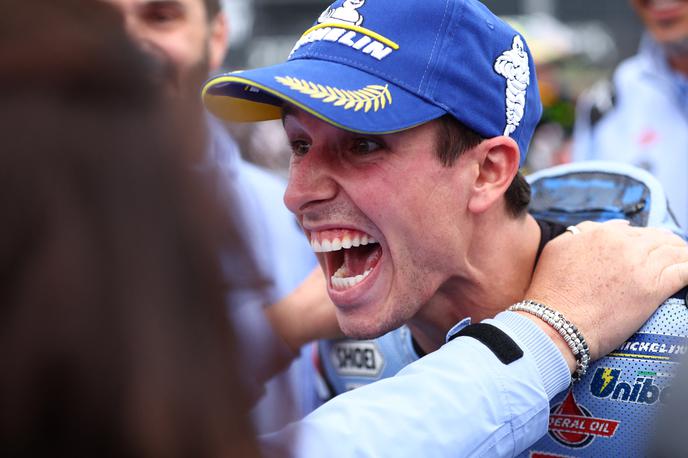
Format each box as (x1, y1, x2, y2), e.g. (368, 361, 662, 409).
(261, 311, 567, 458)
(260, 220, 688, 457)
(265, 267, 342, 355)
(231, 268, 341, 391)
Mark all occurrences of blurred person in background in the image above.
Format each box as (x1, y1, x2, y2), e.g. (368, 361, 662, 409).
(0, 1, 260, 456)
(573, 0, 688, 228)
(99, 0, 320, 431)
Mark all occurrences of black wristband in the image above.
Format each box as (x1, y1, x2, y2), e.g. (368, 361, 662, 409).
(448, 323, 523, 365)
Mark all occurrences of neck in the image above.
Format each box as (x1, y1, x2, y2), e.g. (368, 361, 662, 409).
(660, 36, 688, 77)
(408, 213, 542, 353)
(669, 53, 688, 77)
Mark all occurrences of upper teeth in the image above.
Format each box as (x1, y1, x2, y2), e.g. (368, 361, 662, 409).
(649, 0, 682, 9)
(311, 234, 378, 253)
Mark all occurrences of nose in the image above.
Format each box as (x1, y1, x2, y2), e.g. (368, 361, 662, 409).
(284, 150, 339, 217)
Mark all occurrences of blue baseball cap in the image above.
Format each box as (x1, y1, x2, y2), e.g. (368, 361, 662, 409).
(203, 0, 542, 163)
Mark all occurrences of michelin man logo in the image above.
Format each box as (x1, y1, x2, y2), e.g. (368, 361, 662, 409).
(318, 0, 366, 27)
(493, 35, 530, 137)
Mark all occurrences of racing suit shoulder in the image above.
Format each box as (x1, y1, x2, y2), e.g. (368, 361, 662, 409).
(314, 326, 419, 400)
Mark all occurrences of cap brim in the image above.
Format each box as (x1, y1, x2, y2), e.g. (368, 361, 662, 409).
(202, 59, 446, 134)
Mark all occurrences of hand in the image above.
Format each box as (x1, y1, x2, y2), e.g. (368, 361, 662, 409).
(265, 267, 343, 354)
(523, 220, 688, 372)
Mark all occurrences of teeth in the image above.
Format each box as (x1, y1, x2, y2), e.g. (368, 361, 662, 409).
(356, 235, 377, 246)
(331, 268, 373, 290)
(649, 0, 682, 10)
(310, 232, 378, 253)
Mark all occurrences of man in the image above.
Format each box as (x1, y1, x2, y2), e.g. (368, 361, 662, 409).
(101, 0, 320, 431)
(573, 0, 688, 228)
(203, 0, 688, 455)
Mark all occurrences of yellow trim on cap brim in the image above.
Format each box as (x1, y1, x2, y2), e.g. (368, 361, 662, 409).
(202, 75, 420, 135)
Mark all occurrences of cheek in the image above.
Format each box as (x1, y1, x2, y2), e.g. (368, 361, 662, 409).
(395, 175, 464, 230)
(143, 24, 207, 71)
(159, 35, 204, 69)
(391, 189, 466, 272)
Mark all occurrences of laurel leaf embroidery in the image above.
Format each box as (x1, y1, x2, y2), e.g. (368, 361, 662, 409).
(275, 76, 392, 113)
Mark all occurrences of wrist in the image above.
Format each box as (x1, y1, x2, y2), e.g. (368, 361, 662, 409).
(512, 311, 576, 374)
(508, 300, 590, 380)
(490, 311, 572, 400)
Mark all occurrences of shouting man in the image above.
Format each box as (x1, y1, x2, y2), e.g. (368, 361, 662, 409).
(203, 0, 688, 455)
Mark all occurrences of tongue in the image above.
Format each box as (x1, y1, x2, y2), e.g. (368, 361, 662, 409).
(342, 244, 381, 276)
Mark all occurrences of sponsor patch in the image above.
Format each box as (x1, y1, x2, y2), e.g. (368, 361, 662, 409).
(548, 389, 619, 448)
(609, 332, 688, 362)
(494, 35, 530, 137)
(289, 23, 398, 61)
(289, 1, 399, 60)
(318, 0, 367, 27)
(329, 340, 384, 377)
(590, 367, 672, 405)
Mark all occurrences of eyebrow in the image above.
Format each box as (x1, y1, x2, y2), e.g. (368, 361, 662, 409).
(139, 0, 187, 15)
(142, 0, 184, 7)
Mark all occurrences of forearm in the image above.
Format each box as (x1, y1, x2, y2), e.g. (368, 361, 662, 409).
(265, 267, 342, 354)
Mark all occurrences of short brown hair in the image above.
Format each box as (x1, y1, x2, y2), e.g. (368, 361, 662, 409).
(435, 114, 531, 217)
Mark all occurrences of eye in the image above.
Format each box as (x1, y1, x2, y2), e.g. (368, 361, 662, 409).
(290, 140, 311, 156)
(141, 2, 184, 26)
(352, 138, 382, 155)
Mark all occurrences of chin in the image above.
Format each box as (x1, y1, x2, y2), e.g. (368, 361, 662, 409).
(336, 308, 403, 340)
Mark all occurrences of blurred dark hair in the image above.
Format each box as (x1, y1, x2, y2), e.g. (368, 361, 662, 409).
(204, 0, 222, 19)
(0, 1, 259, 456)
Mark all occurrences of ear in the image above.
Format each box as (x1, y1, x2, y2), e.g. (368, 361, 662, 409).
(466, 136, 521, 214)
(208, 12, 229, 72)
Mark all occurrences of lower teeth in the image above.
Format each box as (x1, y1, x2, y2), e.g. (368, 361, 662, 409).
(331, 268, 373, 289)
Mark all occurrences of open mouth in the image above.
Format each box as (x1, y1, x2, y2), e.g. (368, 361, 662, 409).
(642, 0, 687, 17)
(309, 229, 382, 290)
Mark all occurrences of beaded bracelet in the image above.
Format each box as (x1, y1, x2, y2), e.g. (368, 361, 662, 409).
(507, 299, 590, 381)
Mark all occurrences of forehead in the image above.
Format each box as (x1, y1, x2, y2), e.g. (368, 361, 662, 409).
(283, 105, 441, 148)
